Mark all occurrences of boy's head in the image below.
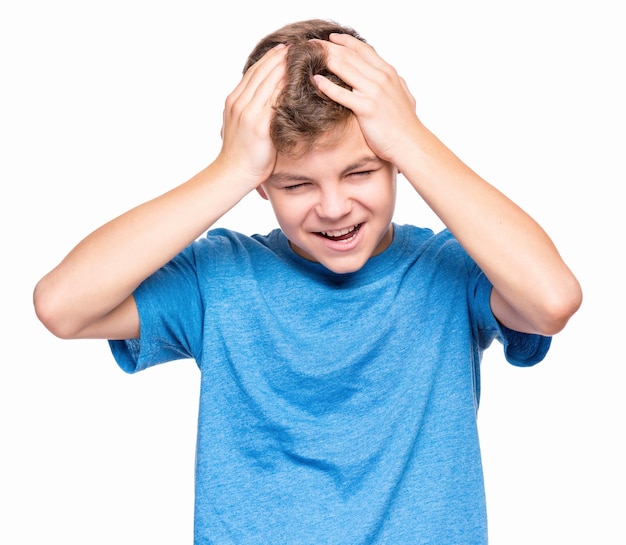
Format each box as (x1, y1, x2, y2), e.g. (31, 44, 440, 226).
(243, 19, 365, 157)
(249, 19, 397, 275)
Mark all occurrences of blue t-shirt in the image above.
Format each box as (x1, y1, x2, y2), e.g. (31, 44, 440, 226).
(110, 223, 550, 544)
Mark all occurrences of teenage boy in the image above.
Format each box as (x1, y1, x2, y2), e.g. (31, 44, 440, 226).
(34, 19, 582, 545)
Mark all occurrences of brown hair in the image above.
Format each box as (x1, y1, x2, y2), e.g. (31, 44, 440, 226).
(243, 19, 366, 157)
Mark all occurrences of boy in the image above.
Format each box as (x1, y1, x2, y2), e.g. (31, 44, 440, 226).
(34, 19, 582, 545)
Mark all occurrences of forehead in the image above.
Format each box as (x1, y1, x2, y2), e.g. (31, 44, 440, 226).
(273, 118, 378, 175)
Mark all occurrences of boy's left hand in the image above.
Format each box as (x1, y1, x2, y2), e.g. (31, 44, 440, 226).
(312, 33, 420, 164)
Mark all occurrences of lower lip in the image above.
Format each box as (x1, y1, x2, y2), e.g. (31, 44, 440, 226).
(316, 224, 364, 252)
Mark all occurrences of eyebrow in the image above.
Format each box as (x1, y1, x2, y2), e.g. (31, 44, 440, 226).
(268, 155, 382, 185)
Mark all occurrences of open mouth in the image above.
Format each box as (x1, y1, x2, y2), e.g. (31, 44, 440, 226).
(318, 223, 362, 241)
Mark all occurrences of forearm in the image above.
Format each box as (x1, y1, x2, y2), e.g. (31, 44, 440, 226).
(34, 161, 253, 339)
(35, 44, 289, 340)
(397, 124, 582, 334)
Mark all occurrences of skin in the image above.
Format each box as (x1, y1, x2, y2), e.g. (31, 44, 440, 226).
(257, 117, 397, 275)
(312, 34, 582, 334)
(33, 34, 582, 343)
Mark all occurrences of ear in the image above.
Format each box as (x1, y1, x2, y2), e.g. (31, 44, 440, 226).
(256, 186, 269, 200)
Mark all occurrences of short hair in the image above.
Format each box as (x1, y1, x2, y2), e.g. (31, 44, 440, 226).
(243, 19, 366, 157)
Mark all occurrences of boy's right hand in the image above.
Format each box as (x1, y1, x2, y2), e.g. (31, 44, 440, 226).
(215, 43, 288, 191)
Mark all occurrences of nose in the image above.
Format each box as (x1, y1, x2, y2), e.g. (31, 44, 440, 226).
(315, 183, 352, 220)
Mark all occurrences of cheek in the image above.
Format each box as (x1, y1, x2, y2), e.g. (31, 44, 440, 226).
(268, 195, 310, 229)
(368, 181, 397, 222)
(362, 179, 396, 209)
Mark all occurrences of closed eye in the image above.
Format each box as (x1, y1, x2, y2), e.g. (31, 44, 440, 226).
(349, 170, 373, 178)
(283, 183, 309, 191)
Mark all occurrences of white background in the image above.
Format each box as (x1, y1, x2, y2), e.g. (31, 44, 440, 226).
(1, 1, 624, 543)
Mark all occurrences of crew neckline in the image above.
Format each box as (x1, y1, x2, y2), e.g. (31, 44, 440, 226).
(271, 223, 410, 283)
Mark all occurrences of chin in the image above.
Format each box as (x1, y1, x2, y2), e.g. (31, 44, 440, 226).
(289, 238, 374, 275)
(319, 257, 369, 275)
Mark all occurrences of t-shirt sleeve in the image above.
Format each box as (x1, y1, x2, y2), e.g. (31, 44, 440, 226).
(470, 269, 551, 367)
(109, 245, 205, 374)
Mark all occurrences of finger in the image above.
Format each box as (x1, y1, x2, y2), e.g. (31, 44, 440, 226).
(327, 33, 388, 70)
(312, 39, 388, 95)
(228, 44, 287, 108)
(233, 45, 287, 107)
(312, 73, 360, 112)
(222, 45, 287, 145)
(247, 50, 287, 108)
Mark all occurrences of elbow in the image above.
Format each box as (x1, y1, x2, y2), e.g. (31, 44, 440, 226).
(33, 279, 81, 339)
(534, 277, 583, 336)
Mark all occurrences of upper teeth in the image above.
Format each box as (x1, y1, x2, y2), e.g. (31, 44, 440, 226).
(321, 226, 356, 237)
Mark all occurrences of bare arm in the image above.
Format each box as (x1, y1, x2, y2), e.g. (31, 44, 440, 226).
(34, 44, 288, 340)
(315, 34, 582, 335)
